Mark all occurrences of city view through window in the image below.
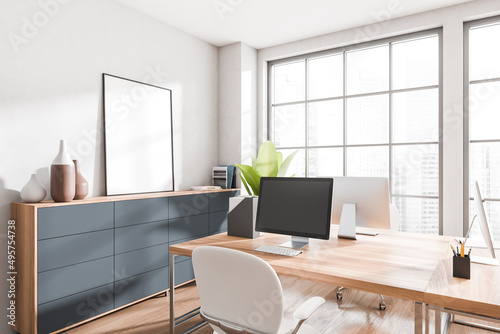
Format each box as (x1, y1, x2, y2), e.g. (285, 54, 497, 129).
(269, 32, 441, 234)
(467, 20, 500, 240)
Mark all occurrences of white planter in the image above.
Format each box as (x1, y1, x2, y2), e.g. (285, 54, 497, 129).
(20, 174, 46, 203)
(227, 196, 262, 239)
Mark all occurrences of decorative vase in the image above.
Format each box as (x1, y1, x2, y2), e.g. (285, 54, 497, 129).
(73, 160, 88, 200)
(227, 196, 262, 239)
(20, 174, 47, 203)
(50, 140, 75, 202)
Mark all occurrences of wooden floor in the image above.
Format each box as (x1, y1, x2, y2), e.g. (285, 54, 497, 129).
(64, 276, 497, 334)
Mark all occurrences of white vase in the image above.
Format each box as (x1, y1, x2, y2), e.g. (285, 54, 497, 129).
(20, 174, 47, 203)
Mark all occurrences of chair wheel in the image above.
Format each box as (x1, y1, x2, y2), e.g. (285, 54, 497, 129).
(379, 301, 386, 310)
(336, 291, 343, 300)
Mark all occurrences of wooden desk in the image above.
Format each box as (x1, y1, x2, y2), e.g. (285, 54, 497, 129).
(424, 251, 500, 333)
(168, 226, 453, 333)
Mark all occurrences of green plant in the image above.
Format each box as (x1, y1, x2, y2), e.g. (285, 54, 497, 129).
(235, 141, 298, 196)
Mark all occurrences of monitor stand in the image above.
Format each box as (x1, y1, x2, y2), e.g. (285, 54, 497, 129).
(338, 203, 379, 239)
(280, 236, 309, 249)
(338, 203, 357, 240)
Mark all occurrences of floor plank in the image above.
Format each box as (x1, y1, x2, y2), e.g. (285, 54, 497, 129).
(63, 276, 497, 333)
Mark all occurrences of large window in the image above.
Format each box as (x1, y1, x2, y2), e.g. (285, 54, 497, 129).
(268, 30, 442, 234)
(465, 18, 500, 240)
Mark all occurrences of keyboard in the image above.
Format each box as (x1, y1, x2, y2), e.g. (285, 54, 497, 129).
(255, 245, 302, 257)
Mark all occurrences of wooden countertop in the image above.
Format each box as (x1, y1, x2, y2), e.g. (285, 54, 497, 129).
(169, 226, 452, 303)
(12, 188, 240, 208)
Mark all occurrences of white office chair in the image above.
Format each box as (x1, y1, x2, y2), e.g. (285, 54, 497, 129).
(192, 246, 325, 334)
(336, 204, 400, 310)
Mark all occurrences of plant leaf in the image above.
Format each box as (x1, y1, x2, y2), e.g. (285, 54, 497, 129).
(277, 152, 283, 170)
(239, 173, 252, 196)
(235, 164, 261, 196)
(255, 141, 279, 177)
(277, 149, 298, 177)
(250, 153, 257, 168)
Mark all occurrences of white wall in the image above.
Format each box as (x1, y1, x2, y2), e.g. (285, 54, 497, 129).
(257, 0, 500, 237)
(0, 0, 219, 332)
(219, 42, 258, 191)
(219, 43, 243, 166)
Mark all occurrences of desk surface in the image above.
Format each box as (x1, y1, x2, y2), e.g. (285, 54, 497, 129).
(425, 254, 500, 318)
(169, 226, 452, 303)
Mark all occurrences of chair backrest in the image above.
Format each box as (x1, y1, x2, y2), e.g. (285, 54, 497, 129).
(192, 246, 284, 334)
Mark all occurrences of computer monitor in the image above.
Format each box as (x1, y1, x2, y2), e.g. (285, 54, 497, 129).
(470, 181, 498, 265)
(331, 177, 390, 239)
(255, 177, 333, 249)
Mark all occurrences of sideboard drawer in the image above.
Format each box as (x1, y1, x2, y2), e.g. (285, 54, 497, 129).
(169, 194, 209, 219)
(38, 283, 114, 334)
(38, 257, 113, 305)
(114, 266, 168, 308)
(115, 198, 169, 227)
(209, 191, 239, 212)
(115, 243, 169, 280)
(169, 214, 209, 243)
(38, 203, 113, 240)
(115, 220, 169, 254)
(38, 229, 113, 272)
(176, 259, 195, 285)
(209, 211, 228, 234)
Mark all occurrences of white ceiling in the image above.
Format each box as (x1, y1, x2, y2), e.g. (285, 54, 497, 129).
(114, 0, 473, 49)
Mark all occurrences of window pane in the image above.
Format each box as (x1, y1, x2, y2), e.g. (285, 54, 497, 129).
(308, 148, 343, 177)
(308, 100, 343, 146)
(346, 45, 389, 95)
(274, 61, 305, 104)
(392, 89, 439, 143)
(308, 54, 343, 99)
(392, 144, 439, 196)
(395, 197, 439, 234)
(346, 146, 389, 177)
(392, 36, 439, 89)
(470, 23, 500, 81)
(470, 142, 500, 199)
(346, 94, 389, 145)
(273, 104, 305, 148)
(469, 82, 500, 141)
(469, 200, 500, 241)
(279, 149, 305, 177)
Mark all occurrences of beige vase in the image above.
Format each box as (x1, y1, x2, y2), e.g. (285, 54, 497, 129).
(73, 160, 88, 200)
(50, 140, 75, 202)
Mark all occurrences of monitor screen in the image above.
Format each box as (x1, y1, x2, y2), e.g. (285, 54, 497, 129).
(255, 177, 333, 240)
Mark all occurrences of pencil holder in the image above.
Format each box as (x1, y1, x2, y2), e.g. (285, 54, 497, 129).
(452, 255, 470, 279)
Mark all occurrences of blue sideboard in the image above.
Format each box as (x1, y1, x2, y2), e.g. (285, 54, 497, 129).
(11, 189, 239, 334)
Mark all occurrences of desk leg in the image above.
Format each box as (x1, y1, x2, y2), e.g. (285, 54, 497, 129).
(170, 253, 175, 334)
(415, 302, 423, 334)
(425, 303, 430, 334)
(435, 309, 441, 334)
